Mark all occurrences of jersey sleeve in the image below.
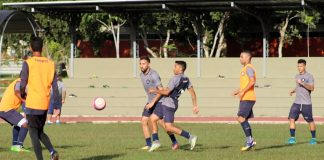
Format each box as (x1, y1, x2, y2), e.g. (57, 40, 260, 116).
(167, 76, 180, 91)
(246, 67, 255, 78)
(308, 74, 314, 85)
(152, 72, 162, 87)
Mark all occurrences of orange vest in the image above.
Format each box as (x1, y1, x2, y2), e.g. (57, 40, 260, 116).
(240, 64, 256, 101)
(25, 57, 55, 110)
(0, 79, 22, 112)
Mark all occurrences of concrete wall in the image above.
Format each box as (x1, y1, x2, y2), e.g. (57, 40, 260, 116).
(73, 57, 324, 78)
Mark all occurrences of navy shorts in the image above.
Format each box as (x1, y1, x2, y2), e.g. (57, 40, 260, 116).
(152, 102, 164, 119)
(142, 102, 158, 117)
(48, 100, 62, 115)
(237, 101, 255, 119)
(288, 103, 314, 122)
(162, 106, 177, 123)
(26, 112, 47, 128)
(0, 109, 25, 126)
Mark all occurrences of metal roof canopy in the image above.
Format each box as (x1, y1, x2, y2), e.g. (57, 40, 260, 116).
(2, 0, 321, 78)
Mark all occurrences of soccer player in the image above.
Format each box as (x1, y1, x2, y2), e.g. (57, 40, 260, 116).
(232, 51, 256, 151)
(288, 59, 317, 145)
(20, 37, 59, 160)
(148, 61, 199, 152)
(47, 75, 66, 124)
(0, 78, 30, 152)
(139, 56, 179, 151)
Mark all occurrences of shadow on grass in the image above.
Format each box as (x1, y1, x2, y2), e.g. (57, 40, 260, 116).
(54, 144, 86, 149)
(255, 141, 308, 151)
(78, 153, 125, 160)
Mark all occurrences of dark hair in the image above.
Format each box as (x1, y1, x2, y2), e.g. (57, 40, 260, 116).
(175, 61, 187, 72)
(242, 50, 252, 57)
(140, 56, 150, 63)
(298, 59, 306, 65)
(31, 37, 43, 52)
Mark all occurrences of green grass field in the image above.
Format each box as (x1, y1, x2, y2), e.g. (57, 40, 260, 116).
(0, 123, 324, 160)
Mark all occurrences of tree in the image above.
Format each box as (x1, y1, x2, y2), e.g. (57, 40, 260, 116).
(210, 11, 230, 58)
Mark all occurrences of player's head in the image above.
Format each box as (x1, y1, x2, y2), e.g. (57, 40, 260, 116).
(297, 59, 306, 73)
(139, 56, 150, 73)
(174, 61, 186, 74)
(30, 37, 43, 53)
(240, 50, 252, 65)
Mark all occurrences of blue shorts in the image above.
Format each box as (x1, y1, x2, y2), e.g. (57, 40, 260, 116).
(153, 103, 178, 123)
(288, 103, 314, 122)
(48, 101, 62, 115)
(142, 102, 160, 117)
(0, 109, 25, 126)
(237, 101, 255, 119)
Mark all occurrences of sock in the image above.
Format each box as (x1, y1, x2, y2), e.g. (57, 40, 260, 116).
(180, 130, 190, 139)
(246, 136, 253, 144)
(290, 129, 296, 137)
(12, 126, 20, 145)
(311, 130, 316, 139)
(17, 127, 28, 146)
(152, 133, 159, 141)
(240, 121, 252, 137)
(145, 137, 152, 147)
(169, 134, 177, 145)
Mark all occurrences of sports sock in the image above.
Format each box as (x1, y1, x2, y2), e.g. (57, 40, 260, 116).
(12, 126, 19, 145)
(180, 130, 190, 139)
(145, 137, 152, 147)
(311, 130, 316, 139)
(169, 134, 177, 145)
(17, 127, 28, 146)
(240, 121, 252, 138)
(152, 133, 159, 141)
(290, 129, 296, 137)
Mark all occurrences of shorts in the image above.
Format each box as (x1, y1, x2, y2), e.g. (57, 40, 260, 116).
(48, 101, 62, 115)
(288, 103, 314, 122)
(142, 102, 158, 117)
(26, 112, 47, 128)
(237, 100, 255, 119)
(152, 102, 164, 119)
(162, 106, 177, 123)
(0, 109, 26, 127)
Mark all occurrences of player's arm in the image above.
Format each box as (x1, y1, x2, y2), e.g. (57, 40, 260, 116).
(146, 86, 163, 109)
(20, 62, 29, 100)
(289, 88, 296, 96)
(297, 77, 314, 91)
(14, 82, 25, 102)
(232, 88, 240, 96)
(187, 87, 199, 114)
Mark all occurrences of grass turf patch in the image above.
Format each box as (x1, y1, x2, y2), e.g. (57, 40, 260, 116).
(0, 123, 323, 160)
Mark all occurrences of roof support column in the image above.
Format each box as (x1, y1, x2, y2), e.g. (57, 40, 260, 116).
(231, 2, 269, 78)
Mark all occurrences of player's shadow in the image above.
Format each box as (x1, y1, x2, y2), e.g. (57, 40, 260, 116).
(54, 144, 85, 149)
(255, 141, 308, 151)
(181, 144, 204, 152)
(78, 153, 125, 160)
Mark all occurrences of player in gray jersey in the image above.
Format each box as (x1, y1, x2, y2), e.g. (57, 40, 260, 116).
(139, 56, 178, 151)
(288, 59, 317, 145)
(148, 61, 199, 152)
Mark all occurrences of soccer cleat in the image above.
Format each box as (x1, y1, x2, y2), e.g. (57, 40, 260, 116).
(288, 137, 296, 144)
(50, 151, 59, 160)
(140, 146, 150, 150)
(47, 121, 53, 125)
(10, 145, 31, 153)
(240, 141, 256, 151)
(56, 120, 61, 124)
(171, 143, 179, 150)
(148, 141, 161, 152)
(189, 135, 198, 150)
(309, 138, 317, 145)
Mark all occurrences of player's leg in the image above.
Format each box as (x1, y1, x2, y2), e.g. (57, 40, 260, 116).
(141, 105, 154, 150)
(301, 104, 316, 144)
(27, 114, 45, 160)
(288, 103, 300, 144)
(148, 113, 162, 152)
(47, 102, 54, 124)
(0, 110, 30, 152)
(55, 107, 62, 124)
(155, 103, 178, 150)
(38, 112, 59, 160)
(237, 101, 256, 151)
(163, 107, 197, 150)
(158, 119, 179, 150)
